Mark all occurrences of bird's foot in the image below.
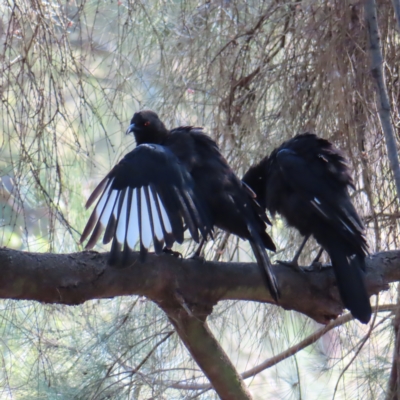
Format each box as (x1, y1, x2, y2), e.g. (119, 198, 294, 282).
(188, 252, 206, 263)
(277, 259, 305, 273)
(310, 261, 332, 271)
(163, 247, 182, 258)
(309, 261, 323, 271)
(302, 261, 332, 272)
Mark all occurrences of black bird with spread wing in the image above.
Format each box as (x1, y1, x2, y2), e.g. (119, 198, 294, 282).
(80, 110, 279, 300)
(242, 133, 371, 323)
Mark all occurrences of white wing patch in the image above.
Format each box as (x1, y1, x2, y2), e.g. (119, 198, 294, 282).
(112, 189, 119, 220)
(88, 181, 177, 253)
(157, 193, 172, 233)
(94, 178, 114, 222)
(140, 187, 153, 248)
(116, 192, 128, 244)
(106, 185, 175, 251)
(99, 190, 118, 226)
(149, 191, 164, 241)
(126, 189, 139, 250)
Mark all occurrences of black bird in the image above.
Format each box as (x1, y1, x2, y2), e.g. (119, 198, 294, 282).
(80, 110, 279, 300)
(242, 133, 372, 323)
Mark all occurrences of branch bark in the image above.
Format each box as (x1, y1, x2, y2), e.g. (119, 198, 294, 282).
(163, 306, 252, 400)
(171, 303, 396, 392)
(0, 247, 395, 323)
(0, 247, 396, 399)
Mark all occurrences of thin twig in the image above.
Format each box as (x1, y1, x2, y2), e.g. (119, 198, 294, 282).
(332, 310, 386, 399)
(364, 0, 400, 202)
(386, 286, 400, 400)
(164, 309, 252, 400)
(392, 0, 400, 31)
(168, 304, 396, 391)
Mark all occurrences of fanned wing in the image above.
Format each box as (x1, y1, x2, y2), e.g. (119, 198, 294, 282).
(80, 143, 213, 264)
(275, 148, 367, 254)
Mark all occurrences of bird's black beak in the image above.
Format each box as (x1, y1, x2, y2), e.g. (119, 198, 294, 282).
(126, 123, 135, 135)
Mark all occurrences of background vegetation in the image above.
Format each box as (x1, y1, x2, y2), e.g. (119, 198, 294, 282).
(0, 0, 399, 398)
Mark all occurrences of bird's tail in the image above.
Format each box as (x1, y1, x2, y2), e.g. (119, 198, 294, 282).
(327, 243, 371, 324)
(249, 239, 280, 302)
(234, 188, 279, 301)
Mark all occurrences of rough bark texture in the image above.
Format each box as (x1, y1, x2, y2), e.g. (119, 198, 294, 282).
(0, 247, 397, 400)
(0, 247, 395, 323)
(164, 308, 252, 400)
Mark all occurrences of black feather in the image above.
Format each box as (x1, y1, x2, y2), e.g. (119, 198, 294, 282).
(81, 110, 277, 300)
(243, 133, 371, 323)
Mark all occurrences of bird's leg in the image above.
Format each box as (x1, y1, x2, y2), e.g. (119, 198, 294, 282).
(277, 235, 310, 272)
(163, 247, 182, 258)
(212, 232, 230, 262)
(308, 247, 325, 270)
(189, 238, 206, 262)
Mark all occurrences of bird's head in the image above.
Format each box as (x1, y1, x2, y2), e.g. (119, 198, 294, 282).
(126, 110, 168, 145)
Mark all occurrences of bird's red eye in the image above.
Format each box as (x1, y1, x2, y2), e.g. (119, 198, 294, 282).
(144, 121, 150, 127)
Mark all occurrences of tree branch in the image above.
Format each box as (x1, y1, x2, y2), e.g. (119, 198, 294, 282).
(169, 304, 397, 392)
(0, 247, 395, 323)
(0, 247, 397, 399)
(163, 306, 252, 400)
